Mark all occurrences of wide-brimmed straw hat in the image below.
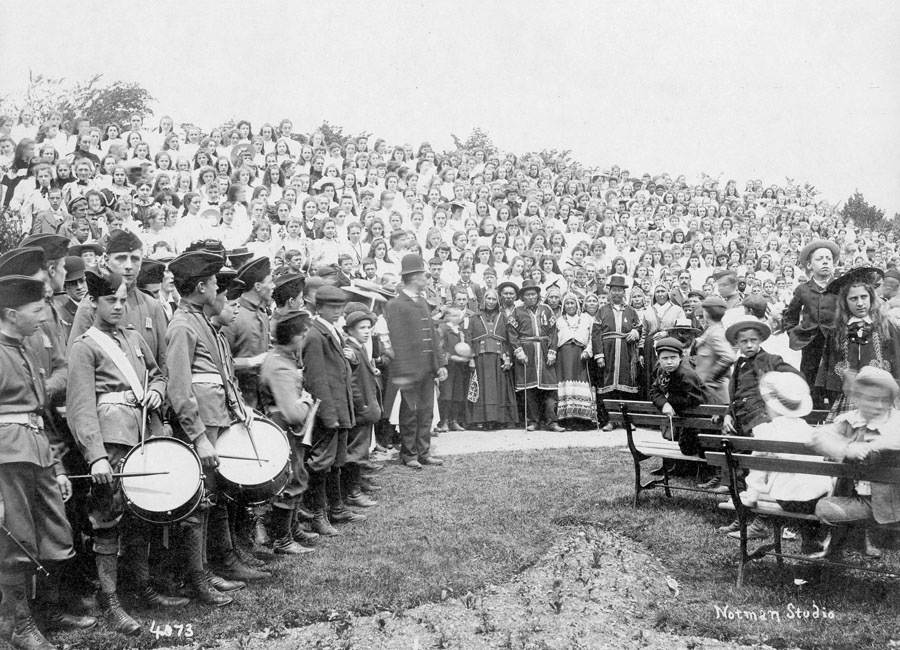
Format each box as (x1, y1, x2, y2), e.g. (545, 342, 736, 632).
(759, 372, 812, 418)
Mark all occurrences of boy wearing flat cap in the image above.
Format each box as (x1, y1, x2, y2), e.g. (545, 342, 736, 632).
(67, 272, 183, 634)
(649, 337, 708, 456)
(222, 257, 274, 408)
(0, 276, 97, 647)
(69, 229, 168, 370)
(302, 285, 365, 534)
(782, 239, 840, 408)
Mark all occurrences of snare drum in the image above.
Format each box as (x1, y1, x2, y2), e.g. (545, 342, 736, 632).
(119, 438, 204, 524)
(215, 413, 291, 505)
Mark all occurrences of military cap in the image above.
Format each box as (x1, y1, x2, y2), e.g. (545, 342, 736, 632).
(85, 271, 126, 299)
(168, 251, 223, 281)
(235, 257, 272, 287)
(137, 259, 166, 288)
(19, 234, 69, 260)
(105, 229, 144, 255)
(273, 274, 305, 305)
(0, 247, 44, 278)
(0, 276, 46, 309)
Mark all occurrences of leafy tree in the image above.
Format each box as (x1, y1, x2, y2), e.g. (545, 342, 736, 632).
(840, 190, 885, 231)
(0, 70, 154, 131)
(0, 207, 23, 256)
(449, 127, 498, 158)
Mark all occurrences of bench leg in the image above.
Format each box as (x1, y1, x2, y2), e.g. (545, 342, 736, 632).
(632, 453, 643, 508)
(772, 521, 784, 568)
(661, 464, 673, 499)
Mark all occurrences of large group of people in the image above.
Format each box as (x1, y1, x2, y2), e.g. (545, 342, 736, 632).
(1, 107, 899, 649)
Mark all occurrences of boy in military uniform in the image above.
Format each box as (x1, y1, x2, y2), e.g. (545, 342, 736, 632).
(222, 257, 274, 408)
(67, 272, 186, 636)
(165, 252, 267, 607)
(0, 276, 96, 650)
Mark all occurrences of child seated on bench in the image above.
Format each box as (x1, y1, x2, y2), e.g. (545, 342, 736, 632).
(721, 372, 832, 553)
(808, 367, 900, 559)
(649, 337, 707, 456)
(705, 317, 802, 493)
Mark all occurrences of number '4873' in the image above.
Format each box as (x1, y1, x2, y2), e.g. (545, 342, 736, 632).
(149, 621, 194, 639)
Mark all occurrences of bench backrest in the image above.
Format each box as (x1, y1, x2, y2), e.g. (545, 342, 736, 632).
(705, 451, 900, 485)
(698, 434, 814, 455)
(605, 400, 829, 431)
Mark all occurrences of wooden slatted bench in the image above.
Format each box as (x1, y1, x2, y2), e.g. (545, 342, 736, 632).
(606, 399, 830, 508)
(700, 433, 900, 587)
(605, 400, 727, 507)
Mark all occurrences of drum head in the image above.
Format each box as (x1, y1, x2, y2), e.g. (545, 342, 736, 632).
(217, 418, 290, 485)
(120, 439, 201, 512)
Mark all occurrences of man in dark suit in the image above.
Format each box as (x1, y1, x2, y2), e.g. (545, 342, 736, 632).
(302, 286, 364, 535)
(384, 254, 447, 469)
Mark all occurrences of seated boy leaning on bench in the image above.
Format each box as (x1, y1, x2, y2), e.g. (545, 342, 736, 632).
(713, 366, 900, 561)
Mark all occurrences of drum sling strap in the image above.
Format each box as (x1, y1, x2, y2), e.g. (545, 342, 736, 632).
(170, 312, 245, 421)
(83, 327, 145, 401)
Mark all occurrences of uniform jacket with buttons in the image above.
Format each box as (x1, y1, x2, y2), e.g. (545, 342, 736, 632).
(0, 333, 62, 474)
(66, 324, 166, 465)
(70, 286, 168, 371)
(166, 302, 240, 440)
(384, 292, 444, 384)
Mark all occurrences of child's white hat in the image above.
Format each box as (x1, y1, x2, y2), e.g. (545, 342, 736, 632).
(759, 372, 812, 418)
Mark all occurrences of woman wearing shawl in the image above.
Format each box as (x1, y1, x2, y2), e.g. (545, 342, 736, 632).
(465, 289, 517, 429)
(555, 293, 597, 427)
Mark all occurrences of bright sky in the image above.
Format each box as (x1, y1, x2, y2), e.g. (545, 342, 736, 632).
(1, 1, 898, 212)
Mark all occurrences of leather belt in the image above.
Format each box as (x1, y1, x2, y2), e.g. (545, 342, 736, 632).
(192, 373, 223, 385)
(0, 413, 44, 429)
(97, 391, 139, 406)
(519, 336, 549, 342)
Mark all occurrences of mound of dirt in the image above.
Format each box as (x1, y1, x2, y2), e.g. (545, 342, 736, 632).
(207, 525, 779, 650)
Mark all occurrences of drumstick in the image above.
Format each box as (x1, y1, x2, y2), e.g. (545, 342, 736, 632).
(1, 525, 50, 576)
(242, 413, 263, 467)
(139, 369, 150, 469)
(219, 454, 270, 462)
(67, 471, 171, 479)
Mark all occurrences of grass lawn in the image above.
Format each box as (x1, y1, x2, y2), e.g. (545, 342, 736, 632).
(56, 447, 899, 650)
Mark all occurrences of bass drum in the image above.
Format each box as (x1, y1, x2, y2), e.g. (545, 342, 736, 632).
(119, 437, 204, 524)
(215, 413, 291, 505)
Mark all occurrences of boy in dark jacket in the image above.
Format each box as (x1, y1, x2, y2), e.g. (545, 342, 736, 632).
(723, 318, 802, 437)
(342, 310, 383, 508)
(649, 337, 707, 456)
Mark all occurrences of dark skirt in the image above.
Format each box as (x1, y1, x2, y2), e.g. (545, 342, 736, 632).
(466, 353, 518, 425)
(557, 342, 595, 422)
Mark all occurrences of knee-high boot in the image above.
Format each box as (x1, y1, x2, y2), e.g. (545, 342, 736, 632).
(95, 554, 141, 636)
(272, 506, 314, 555)
(308, 471, 339, 536)
(182, 515, 233, 607)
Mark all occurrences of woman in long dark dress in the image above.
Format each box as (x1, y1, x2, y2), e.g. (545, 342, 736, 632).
(555, 293, 596, 428)
(466, 289, 517, 429)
